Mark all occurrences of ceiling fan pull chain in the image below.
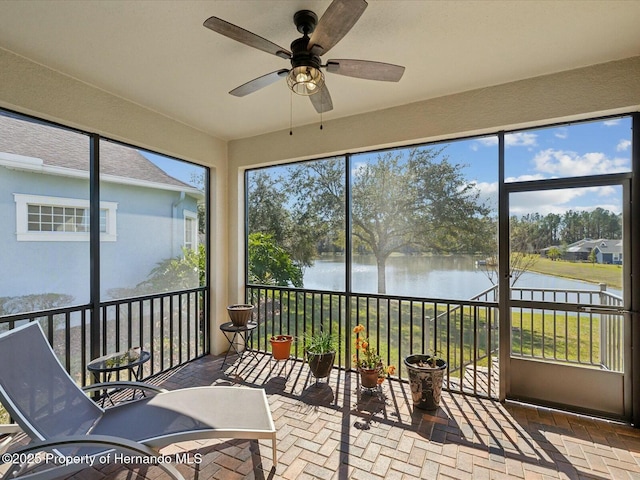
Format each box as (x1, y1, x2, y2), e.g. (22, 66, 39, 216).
(290, 90, 293, 136)
(320, 91, 324, 130)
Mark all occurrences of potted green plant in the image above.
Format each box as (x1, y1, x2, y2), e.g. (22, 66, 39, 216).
(304, 330, 337, 380)
(404, 353, 447, 410)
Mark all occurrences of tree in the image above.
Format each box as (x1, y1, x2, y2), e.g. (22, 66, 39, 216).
(0, 293, 74, 316)
(107, 245, 205, 298)
(290, 148, 490, 294)
(547, 246, 562, 261)
(540, 213, 562, 246)
(287, 159, 346, 261)
(248, 232, 303, 287)
(248, 170, 318, 271)
(561, 210, 584, 244)
(0, 293, 75, 335)
(480, 215, 540, 287)
(189, 171, 207, 235)
(135, 245, 204, 293)
(355, 148, 491, 292)
(588, 247, 597, 265)
(247, 171, 290, 245)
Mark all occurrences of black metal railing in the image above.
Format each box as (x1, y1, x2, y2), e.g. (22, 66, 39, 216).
(0, 287, 209, 387)
(247, 282, 625, 398)
(246, 285, 499, 398)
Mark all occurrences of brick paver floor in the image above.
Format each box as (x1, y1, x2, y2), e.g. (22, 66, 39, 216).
(66, 353, 640, 479)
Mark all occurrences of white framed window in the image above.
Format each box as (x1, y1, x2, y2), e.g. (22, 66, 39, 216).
(14, 194, 117, 242)
(184, 210, 198, 251)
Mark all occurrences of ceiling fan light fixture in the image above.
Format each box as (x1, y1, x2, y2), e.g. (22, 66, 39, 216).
(286, 66, 325, 96)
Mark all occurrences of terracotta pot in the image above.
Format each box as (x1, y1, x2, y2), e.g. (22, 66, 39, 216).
(270, 335, 293, 360)
(359, 366, 381, 389)
(227, 304, 254, 327)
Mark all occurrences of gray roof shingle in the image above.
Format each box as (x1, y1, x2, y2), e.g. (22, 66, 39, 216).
(0, 114, 192, 189)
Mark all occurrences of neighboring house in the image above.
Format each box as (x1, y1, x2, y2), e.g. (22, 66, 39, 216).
(0, 114, 203, 305)
(593, 240, 623, 265)
(563, 239, 597, 262)
(540, 238, 622, 264)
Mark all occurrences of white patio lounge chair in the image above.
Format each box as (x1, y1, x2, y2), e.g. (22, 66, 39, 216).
(0, 322, 277, 480)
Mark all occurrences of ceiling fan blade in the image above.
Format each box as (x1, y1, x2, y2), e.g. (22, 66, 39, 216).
(308, 0, 368, 56)
(325, 59, 405, 82)
(309, 86, 333, 113)
(229, 69, 289, 97)
(203, 16, 291, 59)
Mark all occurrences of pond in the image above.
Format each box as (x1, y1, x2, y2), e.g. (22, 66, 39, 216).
(302, 254, 619, 301)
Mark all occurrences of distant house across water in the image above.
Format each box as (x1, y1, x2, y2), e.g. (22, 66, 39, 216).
(540, 238, 622, 264)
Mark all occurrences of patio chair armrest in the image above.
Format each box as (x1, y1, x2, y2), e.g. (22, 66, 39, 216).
(2, 434, 184, 480)
(0, 424, 21, 436)
(82, 381, 168, 395)
(0, 424, 23, 455)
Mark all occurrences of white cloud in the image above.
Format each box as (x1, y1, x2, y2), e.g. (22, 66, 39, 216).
(476, 137, 498, 147)
(597, 185, 617, 197)
(554, 128, 568, 139)
(505, 132, 537, 147)
(532, 149, 630, 176)
(604, 119, 621, 127)
(509, 186, 621, 216)
(475, 181, 498, 195)
(509, 189, 585, 216)
(616, 139, 631, 152)
(504, 174, 546, 182)
(508, 185, 622, 216)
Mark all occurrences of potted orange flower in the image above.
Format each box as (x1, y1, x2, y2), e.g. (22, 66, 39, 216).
(353, 324, 396, 388)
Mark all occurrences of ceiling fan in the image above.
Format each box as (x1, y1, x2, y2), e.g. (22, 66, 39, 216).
(203, 0, 405, 113)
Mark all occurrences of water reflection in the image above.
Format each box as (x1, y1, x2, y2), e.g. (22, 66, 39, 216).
(303, 254, 615, 300)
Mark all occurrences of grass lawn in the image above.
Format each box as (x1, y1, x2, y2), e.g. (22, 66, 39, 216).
(526, 256, 623, 290)
(511, 309, 601, 364)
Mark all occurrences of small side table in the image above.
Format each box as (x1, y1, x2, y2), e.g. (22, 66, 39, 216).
(220, 321, 258, 370)
(87, 350, 151, 404)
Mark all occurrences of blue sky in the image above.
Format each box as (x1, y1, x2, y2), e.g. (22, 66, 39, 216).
(148, 115, 632, 217)
(142, 151, 205, 188)
(431, 116, 632, 217)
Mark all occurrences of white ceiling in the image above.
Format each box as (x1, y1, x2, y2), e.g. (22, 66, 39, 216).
(0, 1, 639, 141)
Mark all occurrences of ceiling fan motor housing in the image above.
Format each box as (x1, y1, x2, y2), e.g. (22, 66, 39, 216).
(290, 37, 322, 70)
(291, 10, 322, 70)
(288, 13, 324, 96)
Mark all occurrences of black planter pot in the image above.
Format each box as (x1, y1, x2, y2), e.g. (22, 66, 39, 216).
(306, 350, 336, 379)
(404, 354, 447, 410)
